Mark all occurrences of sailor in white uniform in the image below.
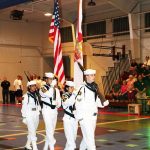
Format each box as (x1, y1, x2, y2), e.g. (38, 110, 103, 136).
(62, 81, 78, 150)
(74, 69, 109, 150)
(21, 80, 41, 150)
(39, 72, 61, 150)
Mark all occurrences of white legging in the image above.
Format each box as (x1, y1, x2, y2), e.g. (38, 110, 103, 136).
(63, 115, 78, 150)
(26, 112, 39, 142)
(42, 106, 58, 147)
(79, 116, 97, 150)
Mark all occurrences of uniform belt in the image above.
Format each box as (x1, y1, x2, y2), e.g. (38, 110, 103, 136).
(42, 101, 56, 109)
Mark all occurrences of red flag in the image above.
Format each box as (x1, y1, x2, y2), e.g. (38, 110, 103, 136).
(49, 0, 65, 85)
(74, 0, 83, 88)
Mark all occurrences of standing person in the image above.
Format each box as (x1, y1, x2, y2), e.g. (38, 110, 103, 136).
(1, 77, 10, 104)
(21, 80, 41, 150)
(62, 81, 78, 150)
(39, 72, 61, 150)
(74, 69, 109, 150)
(14, 75, 23, 104)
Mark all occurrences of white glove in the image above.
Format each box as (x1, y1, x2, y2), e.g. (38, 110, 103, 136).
(72, 89, 78, 96)
(51, 79, 57, 87)
(22, 118, 27, 125)
(103, 100, 109, 107)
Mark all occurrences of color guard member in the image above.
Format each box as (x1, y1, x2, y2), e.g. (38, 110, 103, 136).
(62, 81, 78, 150)
(74, 69, 109, 150)
(39, 72, 61, 150)
(21, 80, 41, 150)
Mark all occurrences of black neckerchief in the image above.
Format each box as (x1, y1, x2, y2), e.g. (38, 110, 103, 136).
(44, 84, 50, 90)
(85, 82, 97, 92)
(85, 82, 98, 101)
(65, 92, 72, 98)
(28, 91, 39, 105)
(85, 82, 106, 105)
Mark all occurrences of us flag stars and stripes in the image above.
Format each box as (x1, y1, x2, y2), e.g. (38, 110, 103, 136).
(49, 0, 65, 86)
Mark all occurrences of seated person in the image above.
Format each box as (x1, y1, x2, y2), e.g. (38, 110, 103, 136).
(120, 80, 128, 100)
(126, 75, 136, 102)
(142, 66, 150, 96)
(106, 90, 114, 101)
(134, 74, 146, 99)
(112, 80, 121, 101)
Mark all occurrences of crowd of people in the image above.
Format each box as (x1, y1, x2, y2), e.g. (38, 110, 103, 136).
(20, 69, 109, 150)
(108, 58, 150, 102)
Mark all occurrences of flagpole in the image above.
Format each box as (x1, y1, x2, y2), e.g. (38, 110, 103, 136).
(71, 24, 76, 51)
(71, 24, 77, 79)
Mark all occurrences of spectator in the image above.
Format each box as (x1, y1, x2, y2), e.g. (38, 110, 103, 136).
(126, 75, 136, 102)
(14, 75, 23, 104)
(134, 75, 146, 99)
(1, 77, 10, 104)
(131, 59, 138, 68)
(121, 71, 130, 81)
(144, 56, 149, 66)
(142, 66, 150, 96)
(30, 73, 37, 81)
(142, 65, 150, 78)
(136, 63, 145, 75)
(129, 66, 137, 76)
(112, 80, 121, 100)
(120, 80, 128, 100)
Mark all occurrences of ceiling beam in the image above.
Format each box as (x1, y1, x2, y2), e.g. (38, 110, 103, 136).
(107, 0, 138, 13)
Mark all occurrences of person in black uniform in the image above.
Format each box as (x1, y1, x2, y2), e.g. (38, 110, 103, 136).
(1, 77, 10, 104)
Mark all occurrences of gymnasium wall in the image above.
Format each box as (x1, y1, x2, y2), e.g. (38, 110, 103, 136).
(0, 20, 45, 101)
(0, 12, 150, 101)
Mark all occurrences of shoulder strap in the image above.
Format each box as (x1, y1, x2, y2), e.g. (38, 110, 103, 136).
(75, 86, 84, 100)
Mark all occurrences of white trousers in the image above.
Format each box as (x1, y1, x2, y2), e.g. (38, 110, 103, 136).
(63, 115, 78, 150)
(79, 115, 97, 150)
(26, 111, 39, 142)
(42, 106, 58, 148)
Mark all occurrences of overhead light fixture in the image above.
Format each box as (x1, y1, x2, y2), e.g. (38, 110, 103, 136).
(44, 13, 52, 17)
(88, 0, 96, 6)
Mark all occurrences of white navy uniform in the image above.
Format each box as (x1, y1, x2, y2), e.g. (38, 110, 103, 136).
(21, 90, 41, 150)
(39, 83, 61, 150)
(74, 80, 109, 150)
(62, 92, 78, 150)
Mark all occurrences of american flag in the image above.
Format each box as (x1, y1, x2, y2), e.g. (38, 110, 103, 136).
(74, 0, 83, 88)
(49, 0, 65, 85)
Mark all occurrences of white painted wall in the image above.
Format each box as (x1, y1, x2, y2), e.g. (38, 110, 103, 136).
(0, 20, 44, 101)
